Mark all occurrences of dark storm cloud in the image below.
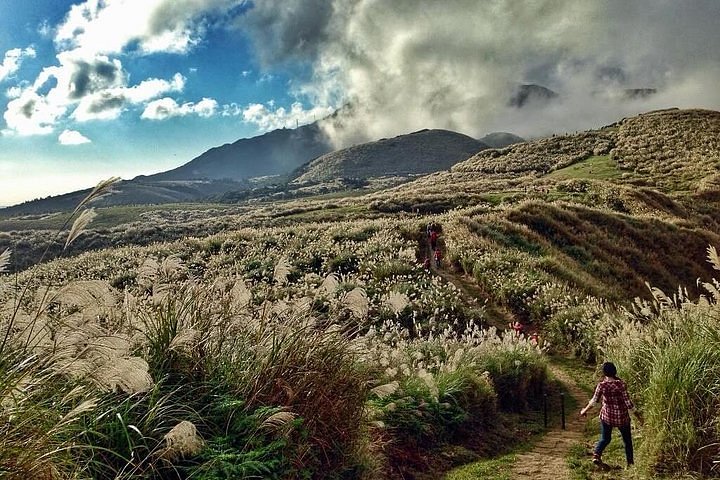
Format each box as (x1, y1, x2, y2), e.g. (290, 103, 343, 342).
(238, 0, 334, 67)
(69, 58, 121, 99)
(85, 93, 126, 114)
(240, 0, 720, 144)
(20, 99, 36, 118)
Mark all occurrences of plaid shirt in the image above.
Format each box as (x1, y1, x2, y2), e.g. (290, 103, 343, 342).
(590, 378, 634, 426)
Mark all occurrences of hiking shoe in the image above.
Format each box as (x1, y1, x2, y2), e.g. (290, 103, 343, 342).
(592, 456, 602, 465)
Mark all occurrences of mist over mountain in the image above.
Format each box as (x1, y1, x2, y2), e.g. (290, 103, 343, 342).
(240, 0, 720, 145)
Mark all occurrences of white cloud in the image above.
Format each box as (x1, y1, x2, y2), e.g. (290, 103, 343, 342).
(58, 129, 92, 145)
(124, 73, 185, 103)
(3, 48, 186, 131)
(141, 97, 218, 120)
(3, 89, 66, 135)
(5, 86, 23, 99)
(55, 0, 246, 59)
(240, 101, 333, 131)
(0, 47, 36, 82)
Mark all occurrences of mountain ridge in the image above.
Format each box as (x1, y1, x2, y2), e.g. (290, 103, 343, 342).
(290, 129, 489, 184)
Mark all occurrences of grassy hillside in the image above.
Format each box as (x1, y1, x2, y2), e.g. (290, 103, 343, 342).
(291, 129, 488, 183)
(2, 108, 720, 478)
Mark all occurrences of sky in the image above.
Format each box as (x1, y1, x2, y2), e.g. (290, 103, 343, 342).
(1, 0, 719, 206)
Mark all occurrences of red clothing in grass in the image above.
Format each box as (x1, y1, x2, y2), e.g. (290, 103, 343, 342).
(590, 378, 634, 426)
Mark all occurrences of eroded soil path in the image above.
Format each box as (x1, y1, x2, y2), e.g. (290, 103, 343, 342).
(510, 365, 587, 479)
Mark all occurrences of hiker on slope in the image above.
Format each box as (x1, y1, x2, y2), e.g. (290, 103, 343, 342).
(580, 362, 639, 468)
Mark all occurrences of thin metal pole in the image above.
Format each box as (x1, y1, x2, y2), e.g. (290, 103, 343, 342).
(560, 392, 566, 430)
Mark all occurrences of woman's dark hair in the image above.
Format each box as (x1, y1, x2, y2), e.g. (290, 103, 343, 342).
(602, 362, 617, 378)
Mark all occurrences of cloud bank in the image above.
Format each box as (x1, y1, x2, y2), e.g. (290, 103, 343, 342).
(3, 0, 246, 136)
(239, 0, 720, 144)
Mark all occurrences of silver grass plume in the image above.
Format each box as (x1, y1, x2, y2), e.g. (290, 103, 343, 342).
(230, 280, 251, 310)
(162, 420, 204, 461)
(321, 273, 339, 295)
(94, 357, 153, 394)
(343, 287, 369, 319)
(370, 381, 399, 399)
(708, 245, 720, 271)
(0, 248, 10, 273)
(260, 410, 298, 435)
(385, 292, 409, 314)
(137, 257, 160, 287)
(65, 208, 97, 248)
(52, 280, 116, 311)
(72, 176, 121, 215)
(169, 329, 201, 355)
(273, 257, 291, 284)
(57, 398, 98, 427)
(160, 255, 185, 280)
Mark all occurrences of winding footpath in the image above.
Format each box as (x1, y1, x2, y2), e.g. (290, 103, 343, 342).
(426, 231, 590, 479)
(510, 365, 587, 480)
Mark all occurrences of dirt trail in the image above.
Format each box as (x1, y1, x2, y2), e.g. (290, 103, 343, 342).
(510, 365, 588, 480)
(424, 228, 589, 479)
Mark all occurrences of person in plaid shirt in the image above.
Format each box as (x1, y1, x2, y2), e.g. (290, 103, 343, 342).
(580, 362, 637, 467)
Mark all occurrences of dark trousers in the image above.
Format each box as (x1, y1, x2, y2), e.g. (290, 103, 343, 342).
(594, 420, 633, 465)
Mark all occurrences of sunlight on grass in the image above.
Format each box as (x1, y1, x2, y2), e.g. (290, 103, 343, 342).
(444, 453, 516, 480)
(547, 155, 621, 181)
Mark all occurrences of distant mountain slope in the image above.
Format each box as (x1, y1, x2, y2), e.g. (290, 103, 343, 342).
(0, 122, 332, 216)
(0, 179, 245, 217)
(479, 132, 525, 149)
(290, 129, 489, 183)
(146, 122, 332, 182)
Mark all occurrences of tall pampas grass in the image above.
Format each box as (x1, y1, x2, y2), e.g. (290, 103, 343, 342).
(602, 245, 720, 475)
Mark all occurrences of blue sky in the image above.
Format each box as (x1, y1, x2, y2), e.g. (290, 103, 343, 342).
(0, 0, 331, 205)
(1, 0, 719, 206)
